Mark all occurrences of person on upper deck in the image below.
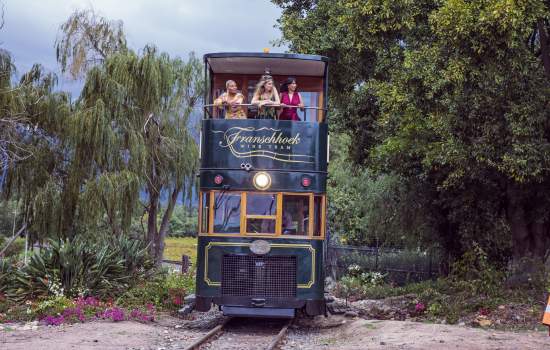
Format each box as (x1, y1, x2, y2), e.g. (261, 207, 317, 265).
(213, 80, 246, 119)
(279, 77, 304, 121)
(251, 74, 280, 119)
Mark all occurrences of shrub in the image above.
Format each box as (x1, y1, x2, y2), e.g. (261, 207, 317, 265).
(34, 296, 75, 318)
(0, 237, 25, 258)
(6, 235, 154, 300)
(0, 258, 16, 295)
(450, 244, 505, 296)
(117, 269, 194, 311)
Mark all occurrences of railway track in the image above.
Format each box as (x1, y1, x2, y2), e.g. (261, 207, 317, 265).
(184, 317, 292, 350)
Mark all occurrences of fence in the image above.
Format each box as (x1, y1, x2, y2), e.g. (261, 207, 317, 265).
(326, 244, 442, 285)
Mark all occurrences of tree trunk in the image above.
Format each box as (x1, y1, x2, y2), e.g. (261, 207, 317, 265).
(538, 19, 550, 80)
(506, 183, 550, 279)
(147, 182, 159, 260)
(154, 185, 181, 265)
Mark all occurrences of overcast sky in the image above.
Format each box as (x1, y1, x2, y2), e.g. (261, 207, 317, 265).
(0, 0, 286, 93)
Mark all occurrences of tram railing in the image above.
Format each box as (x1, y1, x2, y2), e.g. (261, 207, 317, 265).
(202, 103, 328, 122)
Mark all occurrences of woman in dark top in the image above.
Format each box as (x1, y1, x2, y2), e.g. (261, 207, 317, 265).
(279, 77, 304, 121)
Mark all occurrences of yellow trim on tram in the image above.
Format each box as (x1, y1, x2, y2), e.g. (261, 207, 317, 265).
(203, 241, 316, 288)
(198, 190, 326, 239)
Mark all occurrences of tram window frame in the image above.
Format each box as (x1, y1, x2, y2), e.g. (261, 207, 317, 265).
(243, 192, 279, 235)
(199, 191, 210, 234)
(313, 195, 325, 237)
(281, 193, 313, 236)
(212, 191, 242, 234)
(199, 190, 326, 239)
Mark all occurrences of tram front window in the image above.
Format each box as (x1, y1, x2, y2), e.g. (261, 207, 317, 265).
(282, 194, 310, 236)
(246, 193, 277, 234)
(213, 193, 241, 233)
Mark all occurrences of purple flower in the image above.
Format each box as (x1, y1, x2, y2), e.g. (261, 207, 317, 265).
(101, 307, 125, 322)
(42, 315, 65, 326)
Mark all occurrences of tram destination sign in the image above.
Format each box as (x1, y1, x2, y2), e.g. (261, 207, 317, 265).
(201, 119, 327, 172)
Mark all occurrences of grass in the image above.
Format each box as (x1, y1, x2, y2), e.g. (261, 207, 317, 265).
(163, 237, 198, 264)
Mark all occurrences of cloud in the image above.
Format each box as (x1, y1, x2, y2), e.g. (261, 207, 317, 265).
(1, 0, 286, 77)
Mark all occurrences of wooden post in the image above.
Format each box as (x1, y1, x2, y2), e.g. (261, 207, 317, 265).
(181, 254, 190, 274)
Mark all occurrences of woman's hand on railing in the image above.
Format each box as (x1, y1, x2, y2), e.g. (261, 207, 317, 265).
(203, 103, 326, 110)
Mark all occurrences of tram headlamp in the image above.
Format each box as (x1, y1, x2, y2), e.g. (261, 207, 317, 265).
(253, 172, 271, 190)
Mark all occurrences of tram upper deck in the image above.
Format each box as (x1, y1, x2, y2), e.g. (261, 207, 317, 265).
(200, 53, 329, 184)
(203, 52, 329, 122)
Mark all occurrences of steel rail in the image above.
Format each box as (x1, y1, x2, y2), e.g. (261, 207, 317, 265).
(182, 317, 292, 350)
(266, 319, 293, 350)
(183, 317, 232, 350)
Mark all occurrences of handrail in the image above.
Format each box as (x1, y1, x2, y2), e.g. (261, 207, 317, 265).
(202, 103, 327, 121)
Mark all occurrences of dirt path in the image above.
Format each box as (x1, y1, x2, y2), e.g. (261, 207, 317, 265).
(1, 314, 547, 350)
(283, 316, 548, 349)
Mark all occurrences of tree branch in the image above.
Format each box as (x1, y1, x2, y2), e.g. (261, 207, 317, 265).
(537, 19, 550, 80)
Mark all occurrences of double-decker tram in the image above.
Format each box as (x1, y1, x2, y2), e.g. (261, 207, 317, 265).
(195, 52, 329, 318)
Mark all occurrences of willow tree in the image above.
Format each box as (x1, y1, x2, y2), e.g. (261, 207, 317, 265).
(74, 46, 203, 264)
(1, 51, 72, 244)
(56, 8, 127, 80)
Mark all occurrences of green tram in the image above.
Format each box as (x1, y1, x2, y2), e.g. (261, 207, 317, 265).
(195, 52, 329, 318)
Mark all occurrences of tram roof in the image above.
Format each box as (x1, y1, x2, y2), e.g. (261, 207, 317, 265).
(204, 52, 328, 77)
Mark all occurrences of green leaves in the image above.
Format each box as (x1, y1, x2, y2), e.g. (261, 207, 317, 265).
(3, 236, 153, 301)
(276, 0, 550, 263)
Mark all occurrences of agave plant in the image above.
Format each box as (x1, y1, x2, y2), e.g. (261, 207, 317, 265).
(8, 235, 154, 300)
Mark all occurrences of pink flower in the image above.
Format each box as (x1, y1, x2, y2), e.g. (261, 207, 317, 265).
(479, 308, 490, 316)
(415, 303, 426, 313)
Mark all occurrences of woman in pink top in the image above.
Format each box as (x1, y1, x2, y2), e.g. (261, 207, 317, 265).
(279, 77, 304, 121)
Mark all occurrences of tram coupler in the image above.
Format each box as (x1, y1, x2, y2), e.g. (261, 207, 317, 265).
(251, 298, 266, 307)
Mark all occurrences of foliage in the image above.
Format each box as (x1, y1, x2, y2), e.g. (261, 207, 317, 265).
(33, 295, 75, 319)
(0, 295, 156, 325)
(117, 269, 194, 312)
(4, 235, 153, 300)
(168, 205, 198, 237)
(336, 266, 387, 301)
(2, 10, 203, 268)
(332, 246, 545, 325)
(450, 244, 505, 296)
(328, 134, 435, 247)
(0, 237, 24, 258)
(274, 0, 550, 267)
(0, 256, 16, 295)
(0, 200, 17, 237)
(56, 8, 127, 79)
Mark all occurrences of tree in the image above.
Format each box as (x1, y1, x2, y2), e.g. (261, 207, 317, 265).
(274, 0, 550, 267)
(58, 10, 203, 264)
(2, 9, 203, 266)
(56, 8, 127, 79)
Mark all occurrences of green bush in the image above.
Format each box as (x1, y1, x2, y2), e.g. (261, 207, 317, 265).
(33, 296, 75, 318)
(168, 206, 198, 237)
(0, 237, 25, 258)
(0, 257, 17, 295)
(450, 244, 505, 296)
(117, 268, 195, 311)
(6, 235, 154, 300)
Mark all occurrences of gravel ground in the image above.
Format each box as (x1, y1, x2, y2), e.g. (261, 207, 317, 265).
(1, 311, 548, 349)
